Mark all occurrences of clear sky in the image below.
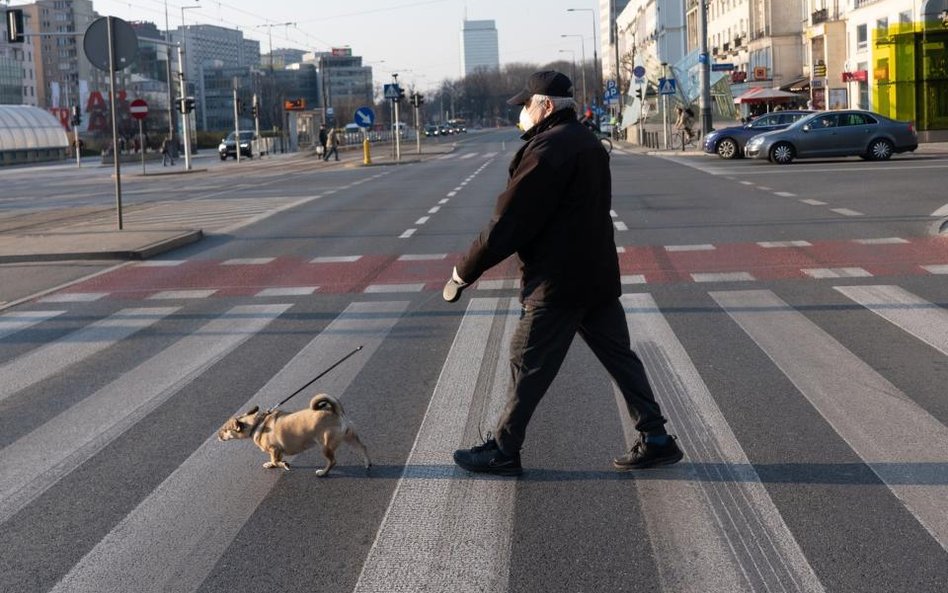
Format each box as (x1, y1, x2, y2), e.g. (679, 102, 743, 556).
(49, 0, 603, 92)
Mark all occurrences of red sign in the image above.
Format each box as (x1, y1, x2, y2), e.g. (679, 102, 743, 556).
(129, 98, 148, 120)
(842, 70, 868, 83)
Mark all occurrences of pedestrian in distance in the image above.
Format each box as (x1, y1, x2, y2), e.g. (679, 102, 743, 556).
(160, 136, 175, 166)
(323, 127, 339, 161)
(318, 124, 328, 158)
(444, 70, 684, 476)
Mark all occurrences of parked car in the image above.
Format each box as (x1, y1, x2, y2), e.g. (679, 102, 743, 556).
(703, 110, 813, 159)
(744, 110, 918, 164)
(218, 130, 256, 160)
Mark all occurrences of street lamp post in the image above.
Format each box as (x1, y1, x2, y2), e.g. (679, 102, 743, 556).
(255, 22, 295, 71)
(561, 34, 587, 109)
(558, 49, 576, 89)
(567, 8, 598, 104)
(179, 4, 200, 171)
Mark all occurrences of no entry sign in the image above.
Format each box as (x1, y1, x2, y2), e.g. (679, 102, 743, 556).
(129, 98, 148, 120)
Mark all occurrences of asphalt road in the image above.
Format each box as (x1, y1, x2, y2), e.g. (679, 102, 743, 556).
(1, 130, 947, 593)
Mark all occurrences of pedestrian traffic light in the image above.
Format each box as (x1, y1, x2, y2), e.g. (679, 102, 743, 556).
(251, 104, 258, 118)
(635, 88, 642, 100)
(70, 105, 81, 127)
(5, 9, 24, 43)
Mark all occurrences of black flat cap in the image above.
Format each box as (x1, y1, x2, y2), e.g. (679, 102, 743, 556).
(507, 70, 574, 106)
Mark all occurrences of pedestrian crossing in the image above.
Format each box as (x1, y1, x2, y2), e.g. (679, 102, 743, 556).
(1, 281, 946, 592)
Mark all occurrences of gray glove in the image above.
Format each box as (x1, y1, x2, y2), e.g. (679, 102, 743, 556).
(442, 267, 469, 303)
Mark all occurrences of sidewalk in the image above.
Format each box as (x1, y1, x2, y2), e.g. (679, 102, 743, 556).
(0, 140, 455, 264)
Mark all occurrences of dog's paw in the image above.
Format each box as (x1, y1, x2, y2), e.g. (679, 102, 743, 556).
(263, 462, 276, 469)
(280, 462, 291, 471)
(315, 468, 329, 477)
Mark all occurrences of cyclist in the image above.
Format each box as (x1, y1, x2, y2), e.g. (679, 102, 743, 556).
(674, 105, 696, 144)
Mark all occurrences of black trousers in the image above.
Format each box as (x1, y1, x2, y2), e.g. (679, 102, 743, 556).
(495, 297, 668, 453)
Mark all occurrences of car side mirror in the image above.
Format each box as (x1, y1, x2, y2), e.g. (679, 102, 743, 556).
(802, 125, 810, 132)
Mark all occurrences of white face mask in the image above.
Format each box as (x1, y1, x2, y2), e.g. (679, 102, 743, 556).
(518, 105, 536, 132)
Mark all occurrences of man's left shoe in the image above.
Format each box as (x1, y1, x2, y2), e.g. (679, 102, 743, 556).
(453, 436, 522, 476)
(613, 436, 684, 471)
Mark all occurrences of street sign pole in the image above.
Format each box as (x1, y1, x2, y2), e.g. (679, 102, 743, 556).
(139, 119, 145, 175)
(233, 82, 241, 164)
(178, 44, 192, 171)
(107, 16, 123, 230)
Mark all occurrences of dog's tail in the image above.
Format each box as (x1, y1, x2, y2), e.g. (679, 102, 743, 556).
(310, 393, 344, 415)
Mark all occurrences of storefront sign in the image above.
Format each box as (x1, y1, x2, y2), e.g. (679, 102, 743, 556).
(842, 70, 868, 82)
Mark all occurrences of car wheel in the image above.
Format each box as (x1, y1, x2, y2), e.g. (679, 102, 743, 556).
(770, 142, 795, 164)
(868, 138, 893, 161)
(716, 137, 739, 159)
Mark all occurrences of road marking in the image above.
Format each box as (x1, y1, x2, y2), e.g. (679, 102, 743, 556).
(758, 186, 773, 191)
(834, 285, 948, 357)
(610, 210, 618, 218)
(740, 181, 754, 185)
(854, 237, 909, 245)
(136, 260, 186, 267)
(310, 255, 361, 263)
(476, 278, 518, 290)
(459, 152, 478, 159)
(400, 228, 417, 239)
(0, 307, 177, 404)
(453, 186, 463, 191)
(49, 301, 406, 593)
(482, 151, 498, 158)
(254, 286, 318, 297)
(757, 240, 812, 248)
(439, 198, 450, 204)
(802, 267, 872, 279)
(616, 246, 626, 253)
(38, 292, 107, 303)
(363, 283, 425, 293)
(666, 244, 716, 252)
(428, 206, 441, 214)
(446, 191, 457, 197)
(620, 274, 647, 284)
(620, 293, 825, 593)
(148, 289, 217, 300)
(831, 208, 864, 217)
(614, 221, 628, 231)
(355, 298, 518, 593)
(398, 254, 447, 261)
(0, 304, 289, 526)
(800, 199, 827, 206)
(922, 264, 948, 274)
(774, 191, 796, 197)
(691, 272, 755, 282)
(932, 204, 948, 217)
(222, 258, 274, 265)
(415, 216, 430, 225)
(712, 289, 948, 553)
(0, 310, 65, 342)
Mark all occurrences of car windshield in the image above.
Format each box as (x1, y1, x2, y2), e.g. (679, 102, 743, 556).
(226, 131, 254, 141)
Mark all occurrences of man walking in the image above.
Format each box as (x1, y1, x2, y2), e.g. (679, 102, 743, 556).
(444, 70, 682, 476)
(160, 136, 175, 166)
(318, 124, 328, 158)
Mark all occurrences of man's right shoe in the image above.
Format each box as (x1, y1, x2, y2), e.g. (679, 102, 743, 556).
(613, 435, 684, 471)
(453, 435, 522, 476)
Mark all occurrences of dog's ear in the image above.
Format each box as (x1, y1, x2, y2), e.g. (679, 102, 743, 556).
(233, 420, 243, 432)
(246, 405, 259, 415)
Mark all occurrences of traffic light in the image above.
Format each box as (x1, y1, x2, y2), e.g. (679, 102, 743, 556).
(70, 105, 81, 127)
(236, 98, 243, 114)
(5, 9, 24, 44)
(178, 97, 195, 114)
(251, 104, 258, 118)
(635, 88, 642, 100)
(410, 93, 424, 108)
(397, 86, 405, 102)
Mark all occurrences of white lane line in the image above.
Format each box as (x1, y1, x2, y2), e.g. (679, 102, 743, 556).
(453, 186, 463, 192)
(136, 260, 186, 267)
(801, 267, 872, 279)
(740, 181, 754, 185)
(398, 254, 447, 261)
(616, 246, 626, 253)
(853, 237, 908, 245)
(38, 292, 108, 303)
(355, 298, 518, 593)
(439, 198, 450, 204)
(254, 286, 318, 297)
(614, 221, 628, 231)
(774, 192, 796, 197)
(830, 208, 864, 217)
(691, 272, 755, 282)
(400, 229, 417, 239)
(620, 294, 825, 593)
(310, 255, 361, 263)
(757, 241, 812, 248)
(148, 289, 217, 300)
(222, 258, 274, 265)
(620, 274, 647, 284)
(0, 307, 177, 404)
(0, 310, 65, 342)
(922, 264, 948, 274)
(49, 302, 407, 593)
(758, 186, 773, 191)
(459, 152, 478, 159)
(482, 151, 498, 158)
(428, 206, 441, 214)
(415, 216, 430, 225)
(475, 278, 518, 290)
(610, 210, 618, 218)
(834, 285, 948, 357)
(800, 199, 827, 206)
(932, 204, 948, 217)
(666, 244, 716, 252)
(363, 283, 425, 293)
(446, 191, 457, 197)
(0, 304, 289, 526)
(712, 289, 948, 553)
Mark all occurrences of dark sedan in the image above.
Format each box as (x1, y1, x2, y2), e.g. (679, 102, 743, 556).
(218, 130, 255, 160)
(703, 110, 813, 159)
(745, 110, 918, 164)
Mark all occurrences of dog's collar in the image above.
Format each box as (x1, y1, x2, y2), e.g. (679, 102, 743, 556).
(247, 411, 273, 440)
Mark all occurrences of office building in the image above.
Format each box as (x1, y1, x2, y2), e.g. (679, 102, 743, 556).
(461, 19, 499, 75)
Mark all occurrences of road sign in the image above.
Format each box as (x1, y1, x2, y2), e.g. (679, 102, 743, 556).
(383, 84, 401, 100)
(606, 79, 617, 90)
(129, 98, 148, 120)
(711, 63, 735, 72)
(633, 65, 646, 79)
(83, 17, 138, 72)
(354, 107, 375, 128)
(658, 78, 677, 95)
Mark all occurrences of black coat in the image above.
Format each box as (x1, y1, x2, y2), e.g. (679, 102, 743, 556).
(457, 108, 620, 307)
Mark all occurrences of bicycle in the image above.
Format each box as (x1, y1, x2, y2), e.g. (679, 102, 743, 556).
(596, 132, 613, 153)
(670, 128, 701, 151)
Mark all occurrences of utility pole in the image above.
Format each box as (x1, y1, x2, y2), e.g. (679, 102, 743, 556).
(392, 72, 401, 162)
(698, 0, 712, 134)
(178, 43, 192, 170)
(233, 78, 241, 163)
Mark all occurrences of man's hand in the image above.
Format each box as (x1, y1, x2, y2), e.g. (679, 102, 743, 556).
(442, 267, 469, 303)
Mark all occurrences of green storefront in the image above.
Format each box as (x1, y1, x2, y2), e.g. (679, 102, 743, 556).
(872, 1, 948, 139)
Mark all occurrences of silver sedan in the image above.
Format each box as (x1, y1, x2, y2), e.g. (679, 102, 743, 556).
(744, 110, 918, 164)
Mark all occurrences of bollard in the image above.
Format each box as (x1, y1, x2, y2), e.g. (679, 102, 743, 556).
(363, 137, 371, 165)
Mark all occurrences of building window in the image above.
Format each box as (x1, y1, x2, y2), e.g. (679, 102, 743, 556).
(857, 61, 869, 110)
(857, 24, 868, 51)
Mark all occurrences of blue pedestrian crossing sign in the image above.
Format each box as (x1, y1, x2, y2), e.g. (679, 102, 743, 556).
(354, 106, 375, 128)
(658, 78, 677, 95)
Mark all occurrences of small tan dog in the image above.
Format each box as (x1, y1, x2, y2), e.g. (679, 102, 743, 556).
(217, 393, 370, 477)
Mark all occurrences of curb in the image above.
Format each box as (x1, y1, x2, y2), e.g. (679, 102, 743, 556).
(0, 229, 203, 263)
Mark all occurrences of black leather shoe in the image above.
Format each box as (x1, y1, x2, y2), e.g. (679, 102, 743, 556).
(613, 436, 683, 471)
(454, 436, 522, 476)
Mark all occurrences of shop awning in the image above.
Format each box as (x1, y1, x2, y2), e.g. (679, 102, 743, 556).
(733, 87, 799, 104)
(780, 77, 810, 93)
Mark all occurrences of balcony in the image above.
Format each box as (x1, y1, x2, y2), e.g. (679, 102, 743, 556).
(812, 9, 828, 25)
(854, 0, 883, 8)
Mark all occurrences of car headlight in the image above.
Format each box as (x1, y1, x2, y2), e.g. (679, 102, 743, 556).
(239, 143, 249, 148)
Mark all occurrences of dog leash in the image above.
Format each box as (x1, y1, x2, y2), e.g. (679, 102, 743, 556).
(266, 345, 364, 414)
